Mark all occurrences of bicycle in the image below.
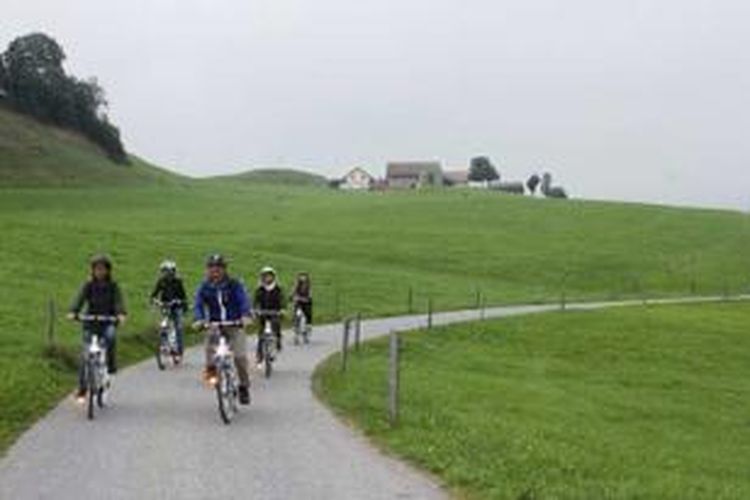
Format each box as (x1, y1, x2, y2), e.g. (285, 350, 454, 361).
(74, 314, 118, 420)
(200, 320, 243, 424)
(256, 310, 282, 378)
(293, 304, 310, 345)
(154, 299, 184, 370)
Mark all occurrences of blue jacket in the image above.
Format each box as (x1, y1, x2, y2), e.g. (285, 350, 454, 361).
(193, 277, 252, 322)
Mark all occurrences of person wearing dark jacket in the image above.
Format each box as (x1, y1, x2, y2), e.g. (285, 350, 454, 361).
(67, 255, 127, 402)
(290, 272, 313, 334)
(254, 266, 285, 360)
(150, 260, 188, 357)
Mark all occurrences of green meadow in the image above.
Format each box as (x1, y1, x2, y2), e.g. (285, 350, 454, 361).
(315, 302, 750, 499)
(0, 182, 749, 452)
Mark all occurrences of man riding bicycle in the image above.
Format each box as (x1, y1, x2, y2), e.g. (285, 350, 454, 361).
(193, 254, 252, 405)
(254, 266, 285, 363)
(67, 255, 127, 402)
(150, 260, 188, 360)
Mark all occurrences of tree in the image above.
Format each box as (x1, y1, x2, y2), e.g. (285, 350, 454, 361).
(0, 55, 7, 92)
(541, 172, 552, 195)
(468, 156, 500, 182)
(2, 32, 127, 163)
(526, 174, 541, 195)
(4, 33, 67, 120)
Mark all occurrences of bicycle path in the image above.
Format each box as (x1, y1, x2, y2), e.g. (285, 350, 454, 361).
(1, 295, 744, 499)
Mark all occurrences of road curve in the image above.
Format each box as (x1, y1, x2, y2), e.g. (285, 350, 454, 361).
(0, 296, 744, 500)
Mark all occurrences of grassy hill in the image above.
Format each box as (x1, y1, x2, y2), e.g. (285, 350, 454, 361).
(1, 183, 749, 453)
(316, 302, 750, 499)
(211, 168, 328, 186)
(0, 105, 184, 187)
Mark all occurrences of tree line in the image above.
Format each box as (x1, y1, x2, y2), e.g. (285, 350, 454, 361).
(468, 156, 568, 198)
(0, 33, 127, 163)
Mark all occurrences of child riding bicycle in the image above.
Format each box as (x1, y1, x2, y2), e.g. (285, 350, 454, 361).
(254, 266, 285, 363)
(67, 255, 127, 402)
(150, 260, 188, 360)
(290, 272, 313, 335)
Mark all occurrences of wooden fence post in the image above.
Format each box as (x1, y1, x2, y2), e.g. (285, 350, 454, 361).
(341, 318, 351, 372)
(46, 298, 56, 346)
(388, 330, 400, 427)
(354, 313, 362, 351)
(427, 298, 433, 330)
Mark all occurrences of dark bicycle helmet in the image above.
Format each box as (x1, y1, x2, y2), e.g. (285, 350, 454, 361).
(206, 254, 228, 268)
(90, 254, 112, 270)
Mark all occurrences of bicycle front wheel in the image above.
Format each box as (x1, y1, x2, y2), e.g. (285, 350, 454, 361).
(86, 364, 97, 420)
(216, 369, 235, 425)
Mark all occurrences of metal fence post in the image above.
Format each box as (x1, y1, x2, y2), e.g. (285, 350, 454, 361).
(480, 293, 486, 321)
(341, 318, 351, 372)
(388, 330, 400, 427)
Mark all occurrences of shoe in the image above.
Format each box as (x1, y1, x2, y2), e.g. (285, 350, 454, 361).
(239, 386, 250, 405)
(202, 366, 218, 385)
(74, 388, 86, 403)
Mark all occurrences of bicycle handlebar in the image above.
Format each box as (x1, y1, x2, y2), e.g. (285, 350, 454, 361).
(255, 310, 283, 317)
(73, 314, 120, 324)
(154, 299, 186, 307)
(197, 320, 244, 329)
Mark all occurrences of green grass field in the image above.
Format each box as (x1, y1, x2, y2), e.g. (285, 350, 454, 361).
(315, 302, 750, 499)
(1, 107, 750, 464)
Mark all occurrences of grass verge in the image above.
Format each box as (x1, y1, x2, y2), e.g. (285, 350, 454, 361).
(314, 302, 750, 499)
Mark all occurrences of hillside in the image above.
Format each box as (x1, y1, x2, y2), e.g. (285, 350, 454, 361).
(0, 105, 184, 187)
(211, 168, 328, 186)
(0, 182, 748, 452)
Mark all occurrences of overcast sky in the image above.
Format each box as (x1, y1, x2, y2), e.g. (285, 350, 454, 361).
(3, 0, 749, 209)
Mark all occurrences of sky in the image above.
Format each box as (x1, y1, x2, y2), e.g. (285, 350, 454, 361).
(3, 0, 749, 209)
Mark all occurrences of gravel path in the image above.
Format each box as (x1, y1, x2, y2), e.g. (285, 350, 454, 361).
(0, 296, 742, 499)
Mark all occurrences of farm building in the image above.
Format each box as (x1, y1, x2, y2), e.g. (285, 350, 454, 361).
(340, 167, 374, 190)
(386, 161, 443, 189)
(443, 170, 469, 187)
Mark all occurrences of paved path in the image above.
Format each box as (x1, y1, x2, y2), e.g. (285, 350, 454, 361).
(1, 295, 745, 499)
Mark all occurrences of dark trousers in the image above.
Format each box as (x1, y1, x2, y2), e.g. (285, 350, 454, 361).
(295, 302, 313, 324)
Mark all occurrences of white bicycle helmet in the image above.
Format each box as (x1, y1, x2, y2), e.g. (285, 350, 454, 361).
(160, 260, 177, 274)
(260, 266, 276, 276)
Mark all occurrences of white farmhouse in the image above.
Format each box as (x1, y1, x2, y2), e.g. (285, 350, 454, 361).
(340, 167, 374, 190)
